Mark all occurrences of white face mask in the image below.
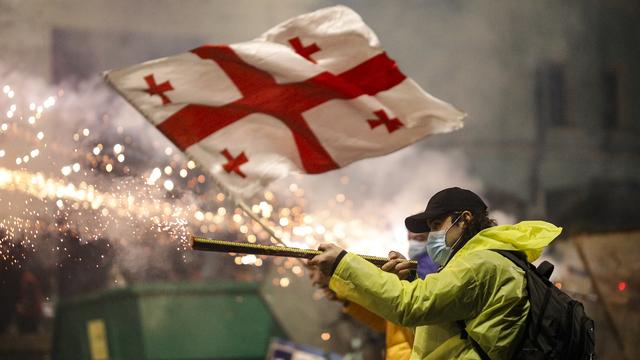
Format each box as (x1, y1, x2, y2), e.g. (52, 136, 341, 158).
(426, 214, 463, 266)
(408, 240, 427, 260)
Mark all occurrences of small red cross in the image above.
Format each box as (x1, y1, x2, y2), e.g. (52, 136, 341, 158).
(220, 148, 248, 178)
(367, 110, 403, 133)
(144, 74, 174, 105)
(288, 37, 321, 63)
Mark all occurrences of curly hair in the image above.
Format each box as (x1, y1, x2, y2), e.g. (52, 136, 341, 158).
(451, 209, 497, 254)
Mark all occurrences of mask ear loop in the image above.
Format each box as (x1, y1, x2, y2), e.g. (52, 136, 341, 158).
(440, 213, 465, 268)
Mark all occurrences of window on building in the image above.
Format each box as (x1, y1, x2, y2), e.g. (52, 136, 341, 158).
(535, 63, 568, 127)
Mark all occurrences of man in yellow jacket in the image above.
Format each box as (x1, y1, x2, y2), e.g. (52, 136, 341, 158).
(312, 231, 434, 360)
(310, 187, 562, 359)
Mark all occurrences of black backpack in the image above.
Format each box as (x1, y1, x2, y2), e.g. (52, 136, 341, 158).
(459, 250, 596, 360)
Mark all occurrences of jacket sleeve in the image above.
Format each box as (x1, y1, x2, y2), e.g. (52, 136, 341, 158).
(329, 253, 482, 327)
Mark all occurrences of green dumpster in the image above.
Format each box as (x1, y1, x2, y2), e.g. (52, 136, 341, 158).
(52, 282, 287, 360)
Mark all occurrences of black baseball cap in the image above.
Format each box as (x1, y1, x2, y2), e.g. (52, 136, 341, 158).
(405, 187, 487, 233)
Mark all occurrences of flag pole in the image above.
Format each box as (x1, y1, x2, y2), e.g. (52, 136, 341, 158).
(234, 198, 288, 247)
(183, 157, 291, 248)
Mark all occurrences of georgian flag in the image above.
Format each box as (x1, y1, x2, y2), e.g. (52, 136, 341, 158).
(104, 5, 466, 198)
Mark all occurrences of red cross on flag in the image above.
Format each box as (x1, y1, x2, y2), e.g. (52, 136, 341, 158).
(104, 6, 466, 198)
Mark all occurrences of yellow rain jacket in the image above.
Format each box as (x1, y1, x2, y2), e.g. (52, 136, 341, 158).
(330, 221, 562, 360)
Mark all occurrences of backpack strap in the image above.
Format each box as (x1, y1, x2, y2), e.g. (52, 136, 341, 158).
(536, 260, 554, 279)
(457, 320, 491, 360)
(492, 249, 529, 268)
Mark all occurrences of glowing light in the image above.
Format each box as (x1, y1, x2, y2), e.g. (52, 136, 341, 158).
(1, 123, 7, 131)
(28, 116, 36, 124)
(187, 160, 196, 169)
(163, 180, 174, 191)
(0, 150, 4, 158)
(72, 163, 80, 173)
(618, 281, 627, 292)
(336, 193, 346, 203)
(92, 146, 101, 155)
(113, 144, 123, 154)
(56, 200, 64, 208)
(36, 132, 44, 140)
(61, 166, 71, 176)
(217, 207, 227, 216)
(147, 168, 162, 185)
(241, 254, 257, 265)
(279, 277, 290, 287)
(16, 158, 22, 165)
(6, 111, 13, 118)
(321, 332, 331, 341)
(82, 128, 90, 136)
(259, 201, 273, 218)
(247, 234, 256, 243)
(194, 211, 205, 221)
(30, 149, 39, 158)
(117, 154, 125, 163)
(29, 103, 35, 111)
(7, 90, 14, 98)
(279, 218, 289, 227)
(2, 85, 9, 94)
(105, 164, 113, 172)
(179, 169, 188, 178)
(164, 147, 172, 156)
(164, 166, 172, 175)
(43, 96, 56, 108)
(9, 104, 16, 112)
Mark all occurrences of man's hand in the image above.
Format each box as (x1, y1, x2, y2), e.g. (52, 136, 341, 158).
(308, 261, 332, 288)
(307, 259, 341, 301)
(308, 242, 345, 278)
(381, 251, 414, 280)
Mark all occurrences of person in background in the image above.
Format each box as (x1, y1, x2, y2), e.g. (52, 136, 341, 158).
(16, 268, 44, 333)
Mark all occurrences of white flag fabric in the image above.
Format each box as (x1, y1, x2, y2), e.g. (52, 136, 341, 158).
(104, 5, 466, 198)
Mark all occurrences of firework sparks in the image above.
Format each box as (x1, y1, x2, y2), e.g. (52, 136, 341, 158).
(0, 74, 397, 288)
